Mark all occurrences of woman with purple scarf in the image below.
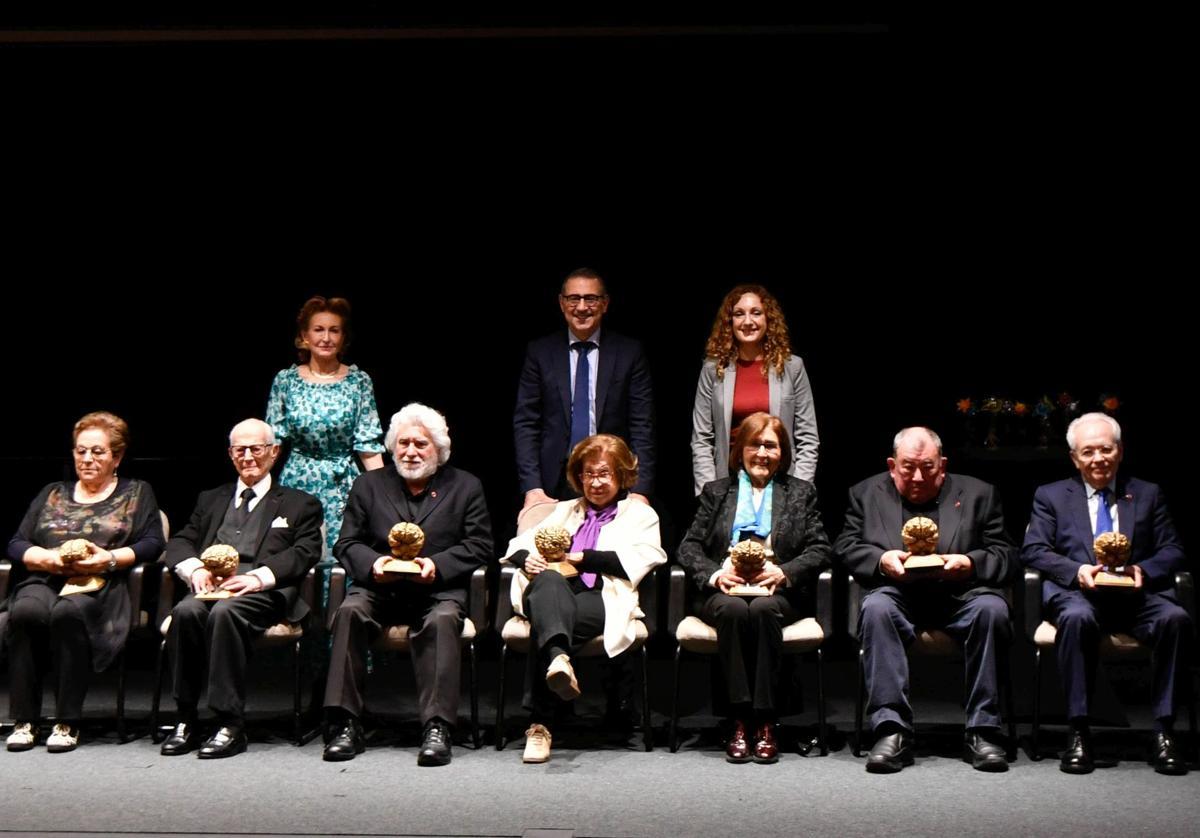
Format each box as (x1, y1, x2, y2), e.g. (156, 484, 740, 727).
(502, 434, 666, 764)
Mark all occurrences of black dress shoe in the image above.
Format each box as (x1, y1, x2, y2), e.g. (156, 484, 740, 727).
(1060, 728, 1094, 774)
(418, 720, 452, 766)
(1151, 732, 1188, 776)
(197, 725, 247, 759)
(323, 719, 365, 762)
(866, 729, 914, 774)
(963, 729, 1008, 772)
(160, 722, 202, 756)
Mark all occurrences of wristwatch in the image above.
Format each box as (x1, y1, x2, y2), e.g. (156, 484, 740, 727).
(107, 556, 118, 573)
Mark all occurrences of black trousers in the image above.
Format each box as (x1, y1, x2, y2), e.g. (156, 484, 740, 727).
(323, 588, 464, 727)
(1046, 587, 1192, 725)
(521, 570, 608, 718)
(859, 586, 1010, 733)
(700, 591, 801, 715)
(168, 591, 286, 723)
(5, 582, 93, 722)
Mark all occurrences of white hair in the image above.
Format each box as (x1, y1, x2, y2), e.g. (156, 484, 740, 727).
(385, 403, 451, 465)
(1066, 412, 1122, 450)
(892, 426, 943, 456)
(229, 418, 276, 445)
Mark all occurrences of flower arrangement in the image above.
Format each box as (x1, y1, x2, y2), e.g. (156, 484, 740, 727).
(956, 393, 1119, 449)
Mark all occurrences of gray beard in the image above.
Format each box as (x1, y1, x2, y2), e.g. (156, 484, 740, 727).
(395, 457, 437, 483)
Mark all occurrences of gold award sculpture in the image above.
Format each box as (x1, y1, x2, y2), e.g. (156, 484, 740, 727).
(533, 525, 578, 577)
(58, 538, 106, 596)
(1093, 531, 1136, 588)
(383, 522, 425, 573)
(901, 517, 945, 572)
(195, 544, 240, 600)
(728, 540, 771, 597)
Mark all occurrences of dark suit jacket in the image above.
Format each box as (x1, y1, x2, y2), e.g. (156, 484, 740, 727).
(835, 472, 1016, 600)
(165, 483, 324, 622)
(513, 329, 656, 497)
(1021, 475, 1185, 597)
(335, 464, 492, 605)
(677, 475, 832, 602)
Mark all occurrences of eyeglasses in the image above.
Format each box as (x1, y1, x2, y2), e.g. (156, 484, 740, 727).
(744, 441, 780, 452)
(896, 461, 940, 477)
(582, 469, 614, 484)
(1075, 445, 1118, 461)
(561, 294, 606, 308)
(230, 445, 270, 458)
(73, 446, 111, 459)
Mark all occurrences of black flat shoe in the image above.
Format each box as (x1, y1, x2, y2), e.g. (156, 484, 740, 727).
(866, 730, 914, 774)
(963, 729, 1008, 772)
(1060, 728, 1094, 775)
(161, 721, 203, 756)
(1151, 732, 1188, 776)
(197, 725, 247, 759)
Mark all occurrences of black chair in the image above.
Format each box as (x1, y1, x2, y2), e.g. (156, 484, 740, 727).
(149, 564, 322, 745)
(667, 567, 833, 755)
(327, 565, 486, 749)
(1024, 567, 1197, 758)
(494, 563, 657, 752)
(848, 575, 1017, 760)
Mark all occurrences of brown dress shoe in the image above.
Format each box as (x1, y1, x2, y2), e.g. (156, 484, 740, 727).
(726, 720, 752, 764)
(754, 722, 779, 764)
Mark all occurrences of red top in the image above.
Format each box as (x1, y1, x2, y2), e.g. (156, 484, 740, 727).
(731, 358, 769, 441)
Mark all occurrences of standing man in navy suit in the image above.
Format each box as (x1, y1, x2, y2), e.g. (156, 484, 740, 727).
(514, 267, 656, 513)
(1022, 412, 1191, 775)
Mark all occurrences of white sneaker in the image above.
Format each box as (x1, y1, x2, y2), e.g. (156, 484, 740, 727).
(6, 722, 36, 752)
(523, 723, 552, 763)
(546, 654, 581, 701)
(46, 723, 79, 753)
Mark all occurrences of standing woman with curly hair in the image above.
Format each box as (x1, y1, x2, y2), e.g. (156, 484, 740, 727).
(266, 296, 385, 602)
(690, 284, 819, 495)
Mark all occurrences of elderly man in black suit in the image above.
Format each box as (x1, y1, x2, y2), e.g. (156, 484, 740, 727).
(161, 418, 324, 758)
(322, 403, 493, 766)
(835, 426, 1016, 773)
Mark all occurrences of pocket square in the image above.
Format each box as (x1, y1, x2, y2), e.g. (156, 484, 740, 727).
(271, 516, 289, 528)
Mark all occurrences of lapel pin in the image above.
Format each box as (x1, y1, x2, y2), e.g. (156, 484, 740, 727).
(431, 490, 438, 498)
(954, 500, 961, 509)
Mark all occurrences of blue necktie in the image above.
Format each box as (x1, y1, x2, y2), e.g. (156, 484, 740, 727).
(1095, 488, 1113, 536)
(570, 341, 595, 449)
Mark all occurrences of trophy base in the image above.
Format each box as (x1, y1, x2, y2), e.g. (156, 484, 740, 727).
(547, 561, 579, 578)
(195, 589, 234, 600)
(1095, 571, 1136, 588)
(381, 558, 421, 574)
(903, 555, 945, 572)
(60, 575, 106, 596)
(728, 584, 771, 597)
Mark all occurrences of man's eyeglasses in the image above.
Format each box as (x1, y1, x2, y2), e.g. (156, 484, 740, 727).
(230, 445, 270, 458)
(561, 294, 606, 307)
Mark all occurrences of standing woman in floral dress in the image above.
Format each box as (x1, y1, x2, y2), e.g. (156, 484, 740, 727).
(267, 296, 385, 604)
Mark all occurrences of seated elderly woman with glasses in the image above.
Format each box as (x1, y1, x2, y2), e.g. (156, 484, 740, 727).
(501, 434, 666, 764)
(3, 412, 164, 752)
(677, 412, 831, 764)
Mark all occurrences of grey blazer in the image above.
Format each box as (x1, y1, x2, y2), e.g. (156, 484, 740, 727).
(690, 354, 819, 494)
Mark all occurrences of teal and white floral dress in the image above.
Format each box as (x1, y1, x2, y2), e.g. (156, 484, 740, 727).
(266, 364, 386, 567)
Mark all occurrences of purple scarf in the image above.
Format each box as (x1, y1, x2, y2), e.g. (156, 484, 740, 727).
(570, 501, 619, 589)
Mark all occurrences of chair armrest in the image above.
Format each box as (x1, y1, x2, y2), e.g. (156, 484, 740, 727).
(470, 566, 487, 633)
(666, 566, 686, 637)
(301, 566, 318, 617)
(638, 565, 659, 638)
(1175, 571, 1195, 623)
(496, 566, 517, 628)
(127, 564, 147, 631)
(1024, 568, 1044, 640)
(846, 575, 863, 639)
(0, 559, 11, 600)
(327, 567, 346, 631)
(155, 564, 176, 631)
(816, 570, 833, 638)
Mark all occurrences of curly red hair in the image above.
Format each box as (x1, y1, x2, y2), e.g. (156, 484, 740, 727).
(703, 284, 792, 381)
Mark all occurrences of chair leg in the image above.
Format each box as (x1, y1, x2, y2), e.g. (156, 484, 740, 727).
(669, 644, 682, 753)
(494, 643, 508, 751)
(150, 638, 166, 743)
(1031, 646, 1042, 761)
(853, 645, 865, 757)
(116, 649, 127, 744)
(816, 647, 828, 756)
(1003, 647, 1017, 762)
(641, 645, 653, 752)
(292, 639, 303, 745)
(468, 640, 480, 750)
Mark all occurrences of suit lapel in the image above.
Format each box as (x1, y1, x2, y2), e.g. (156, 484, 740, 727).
(251, 488, 285, 557)
(1116, 476, 1135, 555)
(595, 339, 615, 424)
(874, 479, 904, 550)
(936, 476, 964, 553)
(412, 472, 448, 527)
(1068, 478, 1096, 559)
(552, 338, 573, 429)
(719, 365, 734, 449)
(378, 469, 412, 524)
(769, 479, 791, 553)
(717, 481, 740, 550)
(202, 484, 236, 548)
